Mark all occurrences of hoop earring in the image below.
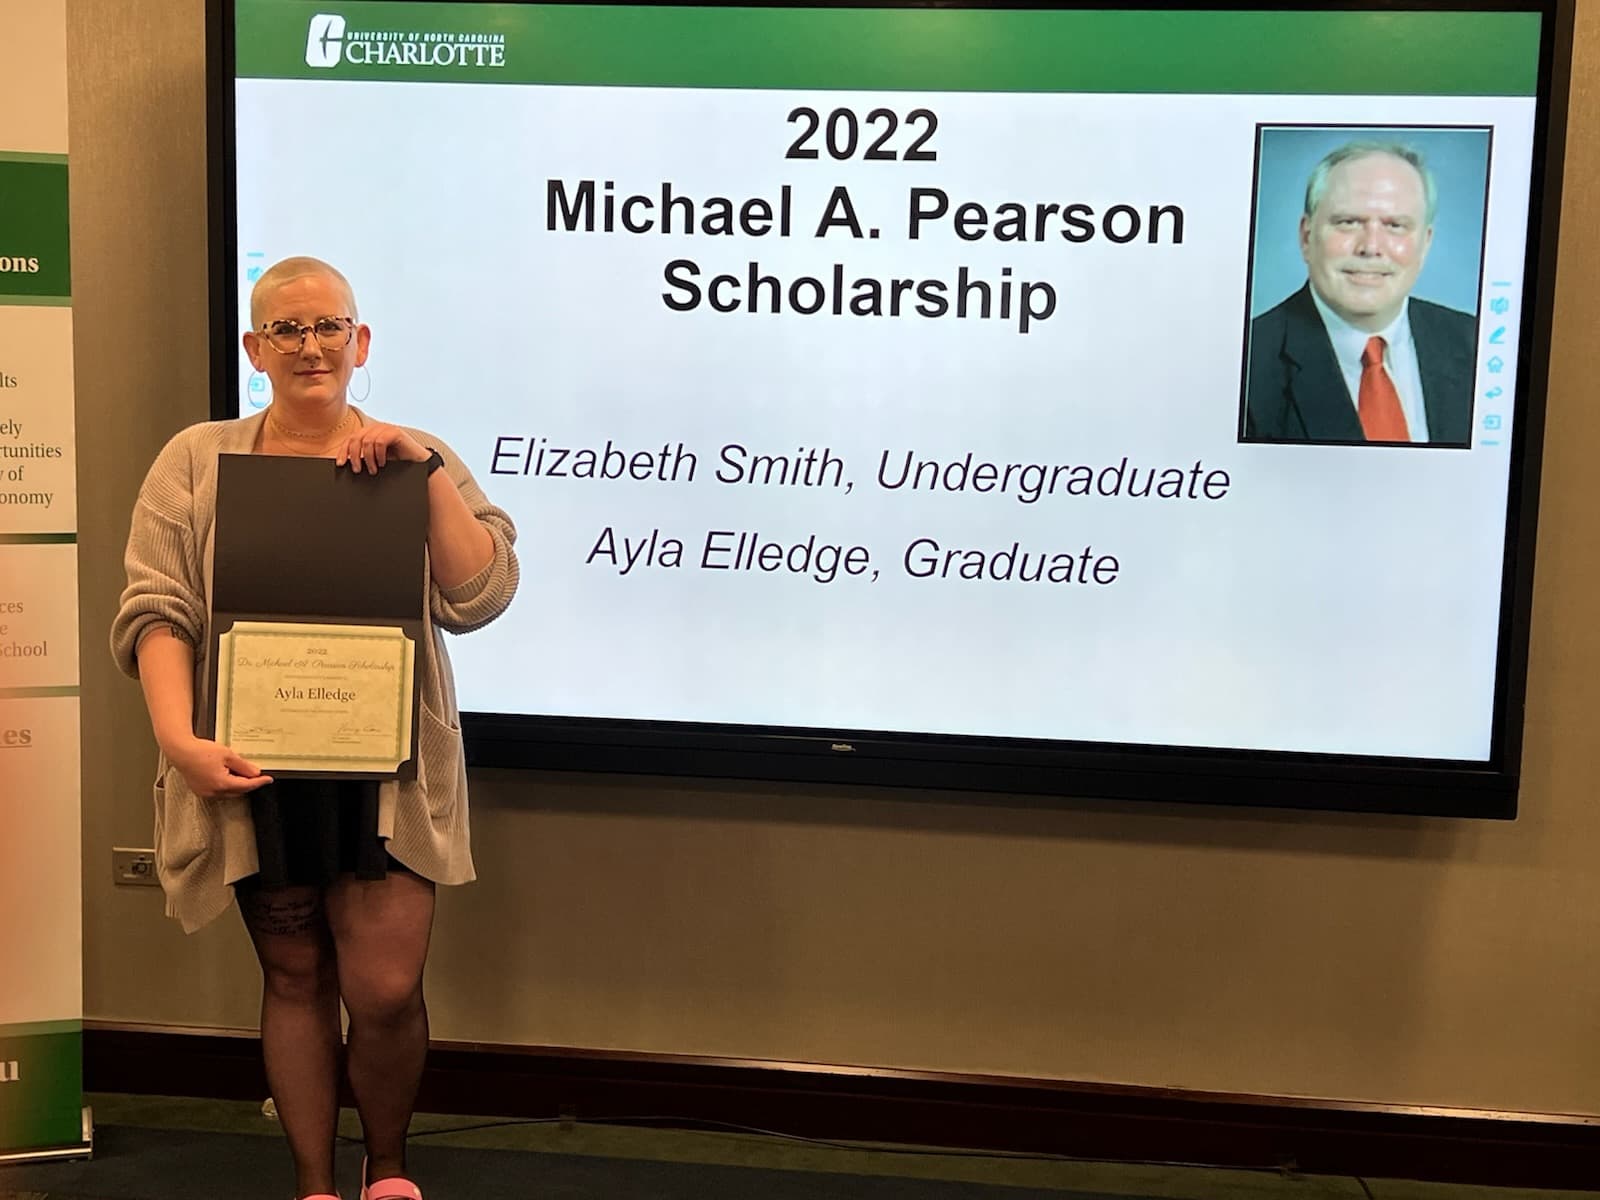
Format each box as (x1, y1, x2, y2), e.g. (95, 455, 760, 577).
(246, 369, 269, 409)
(350, 364, 371, 405)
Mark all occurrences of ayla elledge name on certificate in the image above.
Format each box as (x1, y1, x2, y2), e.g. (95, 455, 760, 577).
(274, 687, 359, 703)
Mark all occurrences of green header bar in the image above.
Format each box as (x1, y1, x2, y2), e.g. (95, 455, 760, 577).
(0, 160, 71, 300)
(236, 2, 1542, 96)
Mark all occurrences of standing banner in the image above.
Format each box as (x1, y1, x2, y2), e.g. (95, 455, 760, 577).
(0, 0, 90, 1161)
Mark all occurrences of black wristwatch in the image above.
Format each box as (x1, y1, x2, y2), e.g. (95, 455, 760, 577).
(423, 447, 445, 476)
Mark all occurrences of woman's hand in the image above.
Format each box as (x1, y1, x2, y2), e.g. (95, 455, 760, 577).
(165, 736, 274, 800)
(336, 420, 429, 474)
(329, 421, 496, 588)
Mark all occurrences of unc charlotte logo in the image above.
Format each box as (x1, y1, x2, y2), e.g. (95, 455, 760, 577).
(306, 13, 346, 68)
(0, 1061, 17, 1083)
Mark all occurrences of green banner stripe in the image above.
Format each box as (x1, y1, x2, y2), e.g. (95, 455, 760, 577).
(236, 2, 1542, 95)
(0, 294, 71, 307)
(0, 151, 68, 165)
(0, 686, 79, 699)
(0, 1028, 83, 1152)
(0, 160, 71, 300)
(0, 1020, 81, 1038)
(0, 533, 76, 545)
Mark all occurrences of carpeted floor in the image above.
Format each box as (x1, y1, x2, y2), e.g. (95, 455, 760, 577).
(1, 1095, 1596, 1200)
(0, 1123, 1147, 1200)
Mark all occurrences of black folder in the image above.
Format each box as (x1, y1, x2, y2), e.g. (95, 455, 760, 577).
(206, 453, 428, 780)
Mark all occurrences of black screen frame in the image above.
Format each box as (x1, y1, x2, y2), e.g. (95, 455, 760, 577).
(208, 0, 1575, 819)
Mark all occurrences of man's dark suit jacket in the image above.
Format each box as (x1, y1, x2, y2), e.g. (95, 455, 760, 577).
(1243, 283, 1476, 446)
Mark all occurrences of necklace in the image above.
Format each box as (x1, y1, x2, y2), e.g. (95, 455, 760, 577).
(267, 405, 354, 441)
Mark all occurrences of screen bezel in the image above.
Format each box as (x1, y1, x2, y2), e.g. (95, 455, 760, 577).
(208, 0, 1575, 819)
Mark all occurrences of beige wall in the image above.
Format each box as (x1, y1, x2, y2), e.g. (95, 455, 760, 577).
(69, 0, 1600, 1116)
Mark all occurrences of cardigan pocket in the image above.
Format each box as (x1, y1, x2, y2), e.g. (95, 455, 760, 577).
(417, 700, 462, 821)
(152, 765, 208, 880)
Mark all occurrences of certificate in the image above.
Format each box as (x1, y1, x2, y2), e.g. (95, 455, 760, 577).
(214, 621, 415, 774)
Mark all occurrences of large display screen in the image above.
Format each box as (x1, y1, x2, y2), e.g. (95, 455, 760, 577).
(216, 0, 1572, 816)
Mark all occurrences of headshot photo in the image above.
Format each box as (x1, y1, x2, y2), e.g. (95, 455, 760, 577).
(1240, 126, 1491, 447)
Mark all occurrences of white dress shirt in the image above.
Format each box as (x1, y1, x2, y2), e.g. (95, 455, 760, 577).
(1309, 289, 1430, 443)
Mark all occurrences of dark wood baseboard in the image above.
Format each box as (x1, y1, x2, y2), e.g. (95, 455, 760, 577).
(83, 1024, 1600, 1190)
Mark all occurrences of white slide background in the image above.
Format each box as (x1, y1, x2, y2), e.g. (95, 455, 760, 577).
(235, 83, 1536, 760)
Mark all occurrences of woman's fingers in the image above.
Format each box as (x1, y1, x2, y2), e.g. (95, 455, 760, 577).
(216, 748, 273, 796)
(328, 423, 423, 473)
(214, 771, 275, 796)
(336, 424, 405, 472)
(173, 741, 273, 799)
(222, 748, 264, 778)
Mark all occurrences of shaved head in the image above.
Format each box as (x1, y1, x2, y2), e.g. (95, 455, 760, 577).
(250, 256, 359, 326)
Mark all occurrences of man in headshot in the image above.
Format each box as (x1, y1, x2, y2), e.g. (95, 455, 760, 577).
(1243, 141, 1476, 446)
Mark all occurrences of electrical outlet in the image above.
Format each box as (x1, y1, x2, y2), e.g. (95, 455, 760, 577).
(112, 847, 159, 887)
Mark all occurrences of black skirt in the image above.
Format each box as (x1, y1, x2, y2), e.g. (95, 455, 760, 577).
(246, 778, 403, 889)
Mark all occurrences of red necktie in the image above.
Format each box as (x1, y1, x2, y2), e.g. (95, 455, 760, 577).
(1358, 335, 1410, 443)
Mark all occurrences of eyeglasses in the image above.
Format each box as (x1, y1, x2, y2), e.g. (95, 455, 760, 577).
(258, 316, 356, 354)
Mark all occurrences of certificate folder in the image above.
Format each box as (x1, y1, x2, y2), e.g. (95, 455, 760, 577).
(206, 453, 428, 780)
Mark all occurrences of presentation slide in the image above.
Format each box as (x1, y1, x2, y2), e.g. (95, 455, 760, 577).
(232, 2, 1545, 763)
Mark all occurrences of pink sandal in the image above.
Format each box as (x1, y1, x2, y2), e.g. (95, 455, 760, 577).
(361, 1157, 423, 1200)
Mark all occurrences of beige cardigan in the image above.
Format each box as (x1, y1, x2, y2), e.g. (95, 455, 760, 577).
(110, 410, 519, 932)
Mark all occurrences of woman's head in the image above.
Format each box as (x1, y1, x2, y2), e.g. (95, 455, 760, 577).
(243, 256, 370, 411)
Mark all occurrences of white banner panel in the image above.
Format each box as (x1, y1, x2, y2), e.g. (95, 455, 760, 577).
(0, 0, 84, 1159)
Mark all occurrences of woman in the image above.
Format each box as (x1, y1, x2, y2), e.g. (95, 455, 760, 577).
(111, 256, 518, 1200)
